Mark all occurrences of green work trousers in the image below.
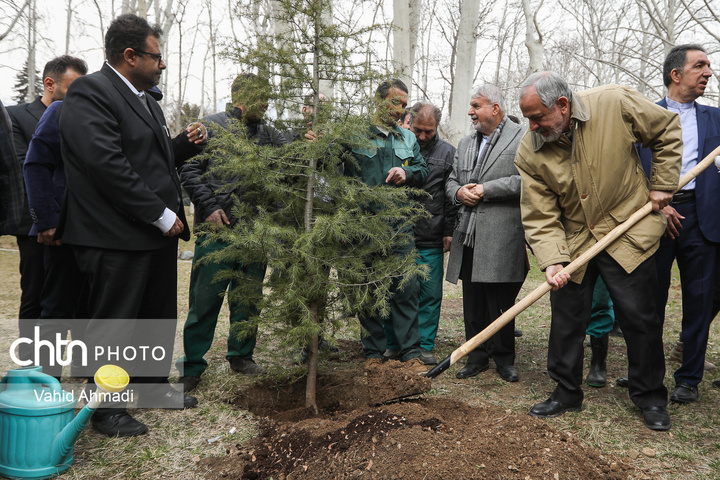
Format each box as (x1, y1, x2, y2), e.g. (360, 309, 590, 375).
(385, 247, 443, 351)
(361, 243, 421, 361)
(586, 276, 615, 338)
(177, 237, 266, 377)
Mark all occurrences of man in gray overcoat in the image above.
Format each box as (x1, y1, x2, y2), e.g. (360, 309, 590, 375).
(445, 84, 528, 382)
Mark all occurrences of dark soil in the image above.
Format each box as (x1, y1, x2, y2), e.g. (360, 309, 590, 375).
(204, 359, 633, 480)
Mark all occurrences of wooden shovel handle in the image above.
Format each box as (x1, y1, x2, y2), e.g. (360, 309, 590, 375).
(427, 145, 720, 379)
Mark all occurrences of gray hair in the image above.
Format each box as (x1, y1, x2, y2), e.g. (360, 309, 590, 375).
(409, 101, 442, 125)
(519, 72, 573, 108)
(471, 84, 506, 113)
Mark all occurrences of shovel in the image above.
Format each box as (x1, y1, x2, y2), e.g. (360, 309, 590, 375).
(426, 145, 720, 379)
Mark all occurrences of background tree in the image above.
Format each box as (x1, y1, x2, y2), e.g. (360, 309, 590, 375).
(522, 0, 545, 74)
(0, 0, 29, 42)
(446, 0, 481, 144)
(178, 101, 201, 126)
(12, 59, 41, 104)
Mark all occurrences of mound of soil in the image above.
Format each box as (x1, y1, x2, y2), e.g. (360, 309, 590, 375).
(364, 359, 433, 405)
(204, 370, 633, 480)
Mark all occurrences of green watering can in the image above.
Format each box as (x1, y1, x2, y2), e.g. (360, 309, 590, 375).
(0, 365, 129, 479)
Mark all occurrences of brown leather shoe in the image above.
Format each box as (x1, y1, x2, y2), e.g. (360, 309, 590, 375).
(364, 357, 382, 370)
(404, 357, 430, 375)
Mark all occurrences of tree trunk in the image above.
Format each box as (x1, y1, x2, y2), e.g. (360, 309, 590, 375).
(408, 0, 421, 95)
(304, 8, 322, 414)
(393, 0, 412, 95)
(319, 3, 334, 98)
(65, 0, 72, 54)
(305, 302, 320, 415)
(27, 0, 36, 102)
(522, 0, 545, 74)
(447, 0, 480, 145)
(91, 0, 106, 61)
(209, 0, 217, 113)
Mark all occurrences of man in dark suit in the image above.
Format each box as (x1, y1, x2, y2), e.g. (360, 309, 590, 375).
(0, 100, 22, 235)
(638, 44, 720, 404)
(58, 13, 205, 437)
(445, 85, 527, 382)
(5, 56, 86, 358)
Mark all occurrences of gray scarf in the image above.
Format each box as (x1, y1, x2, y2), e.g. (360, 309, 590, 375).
(456, 116, 507, 247)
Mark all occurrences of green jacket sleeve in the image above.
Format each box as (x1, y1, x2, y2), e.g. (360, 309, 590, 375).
(403, 142, 428, 187)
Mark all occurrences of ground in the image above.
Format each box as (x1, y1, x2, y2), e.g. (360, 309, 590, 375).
(0, 232, 719, 479)
(205, 362, 633, 480)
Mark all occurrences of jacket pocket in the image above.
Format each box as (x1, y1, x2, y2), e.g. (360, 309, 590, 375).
(351, 145, 378, 159)
(394, 147, 413, 166)
(622, 212, 666, 251)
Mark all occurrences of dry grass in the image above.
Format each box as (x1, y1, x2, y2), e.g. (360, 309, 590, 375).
(0, 230, 719, 479)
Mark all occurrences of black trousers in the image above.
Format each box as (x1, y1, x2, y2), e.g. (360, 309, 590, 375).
(72, 241, 178, 414)
(15, 235, 45, 361)
(34, 244, 89, 378)
(40, 243, 89, 319)
(548, 251, 667, 409)
(460, 246, 523, 367)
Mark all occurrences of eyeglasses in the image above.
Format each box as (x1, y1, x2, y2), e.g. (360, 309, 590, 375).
(134, 49, 163, 65)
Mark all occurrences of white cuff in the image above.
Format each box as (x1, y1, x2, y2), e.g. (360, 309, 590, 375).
(151, 208, 177, 233)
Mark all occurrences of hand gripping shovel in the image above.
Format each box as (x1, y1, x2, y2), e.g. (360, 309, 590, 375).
(426, 146, 720, 379)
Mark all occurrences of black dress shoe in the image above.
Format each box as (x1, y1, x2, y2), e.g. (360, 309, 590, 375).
(616, 377, 628, 387)
(713, 380, 720, 389)
(528, 398, 582, 418)
(456, 362, 489, 379)
(514, 328, 523, 338)
(670, 383, 698, 404)
(642, 406, 671, 431)
(92, 411, 148, 437)
(497, 365, 519, 382)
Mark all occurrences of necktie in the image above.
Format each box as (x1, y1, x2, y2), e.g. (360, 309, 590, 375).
(137, 93, 152, 114)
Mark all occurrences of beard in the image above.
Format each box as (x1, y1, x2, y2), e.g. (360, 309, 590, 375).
(538, 124, 563, 142)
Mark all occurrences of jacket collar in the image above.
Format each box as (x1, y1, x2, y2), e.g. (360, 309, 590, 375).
(100, 63, 172, 160)
(531, 94, 589, 152)
(370, 123, 402, 139)
(478, 117, 521, 176)
(659, 96, 708, 155)
(27, 97, 48, 121)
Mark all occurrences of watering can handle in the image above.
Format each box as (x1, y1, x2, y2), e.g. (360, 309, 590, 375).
(0, 369, 64, 395)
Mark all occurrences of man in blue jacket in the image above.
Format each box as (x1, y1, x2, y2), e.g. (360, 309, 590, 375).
(640, 44, 720, 404)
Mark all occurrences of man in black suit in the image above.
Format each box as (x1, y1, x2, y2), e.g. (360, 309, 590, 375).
(58, 13, 205, 437)
(0, 99, 22, 236)
(5, 56, 86, 358)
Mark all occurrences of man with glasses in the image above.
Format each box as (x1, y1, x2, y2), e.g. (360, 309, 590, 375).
(58, 13, 205, 437)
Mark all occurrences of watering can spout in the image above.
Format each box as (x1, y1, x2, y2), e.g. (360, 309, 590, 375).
(50, 365, 130, 466)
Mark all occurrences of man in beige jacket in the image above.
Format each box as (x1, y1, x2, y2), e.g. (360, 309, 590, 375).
(514, 72, 682, 431)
